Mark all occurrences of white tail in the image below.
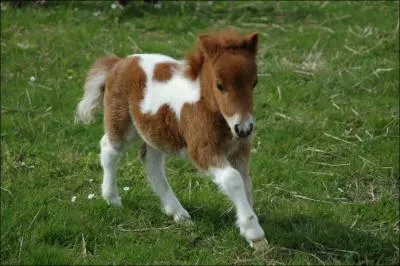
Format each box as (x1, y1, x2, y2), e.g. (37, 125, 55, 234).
(75, 56, 120, 124)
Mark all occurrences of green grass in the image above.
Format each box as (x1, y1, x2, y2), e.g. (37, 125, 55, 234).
(1, 1, 399, 265)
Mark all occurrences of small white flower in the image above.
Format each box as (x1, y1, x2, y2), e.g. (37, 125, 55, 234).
(93, 11, 101, 17)
(111, 3, 117, 9)
(88, 193, 95, 199)
(17, 42, 32, 49)
(30, 76, 36, 82)
(68, 76, 73, 80)
(89, 178, 94, 182)
(71, 196, 77, 202)
(123, 186, 130, 191)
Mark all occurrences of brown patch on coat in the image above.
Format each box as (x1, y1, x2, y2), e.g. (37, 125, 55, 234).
(102, 57, 138, 142)
(135, 105, 186, 153)
(153, 62, 179, 82)
(180, 101, 233, 169)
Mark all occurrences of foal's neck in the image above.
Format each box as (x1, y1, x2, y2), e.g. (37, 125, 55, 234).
(197, 59, 220, 114)
(183, 57, 231, 136)
(184, 50, 223, 118)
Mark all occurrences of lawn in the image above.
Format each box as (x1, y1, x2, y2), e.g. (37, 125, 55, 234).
(1, 1, 399, 265)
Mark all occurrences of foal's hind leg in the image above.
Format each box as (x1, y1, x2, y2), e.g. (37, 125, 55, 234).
(100, 122, 136, 206)
(101, 91, 135, 207)
(100, 134, 123, 206)
(142, 144, 191, 222)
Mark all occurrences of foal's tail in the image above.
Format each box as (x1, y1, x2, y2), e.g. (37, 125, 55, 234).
(75, 56, 120, 124)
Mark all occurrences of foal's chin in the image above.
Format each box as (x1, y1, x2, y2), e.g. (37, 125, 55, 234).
(231, 131, 254, 141)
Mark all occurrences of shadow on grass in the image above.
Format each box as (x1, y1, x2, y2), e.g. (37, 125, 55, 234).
(185, 203, 396, 264)
(264, 214, 396, 264)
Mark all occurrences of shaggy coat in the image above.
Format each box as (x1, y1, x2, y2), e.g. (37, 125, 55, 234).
(75, 30, 267, 250)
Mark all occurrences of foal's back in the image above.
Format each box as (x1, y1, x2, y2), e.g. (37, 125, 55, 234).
(104, 53, 200, 153)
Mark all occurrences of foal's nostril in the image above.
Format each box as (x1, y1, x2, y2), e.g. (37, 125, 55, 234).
(248, 122, 254, 134)
(234, 124, 241, 135)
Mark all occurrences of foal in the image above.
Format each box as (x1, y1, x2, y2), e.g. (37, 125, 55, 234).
(75, 30, 267, 250)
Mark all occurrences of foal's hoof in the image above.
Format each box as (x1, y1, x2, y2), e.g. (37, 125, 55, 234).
(104, 196, 122, 207)
(179, 218, 194, 227)
(249, 238, 268, 251)
(173, 209, 191, 223)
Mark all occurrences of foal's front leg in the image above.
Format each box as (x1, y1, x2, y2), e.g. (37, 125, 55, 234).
(142, 144, 191, 223)
(187, 141, 267, 249)
(186, 134, 267, 250)
(228, 143, 253, 207)
(210, 164, 267, 250)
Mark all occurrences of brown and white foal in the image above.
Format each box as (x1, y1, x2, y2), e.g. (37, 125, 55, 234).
(75, 31, 267, 250)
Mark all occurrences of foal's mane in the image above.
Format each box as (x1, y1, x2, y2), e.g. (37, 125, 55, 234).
(185, 30, 252, 80)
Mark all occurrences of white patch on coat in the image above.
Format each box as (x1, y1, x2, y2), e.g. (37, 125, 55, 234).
(133, 54, 200, 119)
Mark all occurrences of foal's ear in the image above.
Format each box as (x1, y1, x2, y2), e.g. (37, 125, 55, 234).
(199, 35, 220, 58)
(244, 33, 258, 53)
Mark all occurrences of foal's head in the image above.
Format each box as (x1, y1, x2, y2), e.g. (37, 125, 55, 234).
(199, 31, 259, 139)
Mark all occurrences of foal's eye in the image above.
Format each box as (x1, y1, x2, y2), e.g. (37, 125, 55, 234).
(217, 81, 224, 91)
(253, 78, 258, 89)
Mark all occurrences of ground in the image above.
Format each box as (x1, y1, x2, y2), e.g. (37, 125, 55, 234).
(1, 1, 399, 265)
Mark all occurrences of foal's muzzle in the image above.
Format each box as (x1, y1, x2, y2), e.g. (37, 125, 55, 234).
(234, 122, 254, 138)
(224, 114, 255, 139)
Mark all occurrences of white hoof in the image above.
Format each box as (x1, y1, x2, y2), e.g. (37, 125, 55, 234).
(162, 202, 191, 223)
(238, 217, 265, 242)
(249, 238, 268, 251)
(103, 195, 122, 207)
(173, 209, 191, 223)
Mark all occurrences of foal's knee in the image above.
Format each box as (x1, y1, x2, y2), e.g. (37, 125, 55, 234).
(100, 135, 122, 165)
(101, 135, 123, 151)
(212, 167, 244, 194)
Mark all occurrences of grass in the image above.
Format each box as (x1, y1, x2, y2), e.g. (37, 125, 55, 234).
(1, 1, 399, 264)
